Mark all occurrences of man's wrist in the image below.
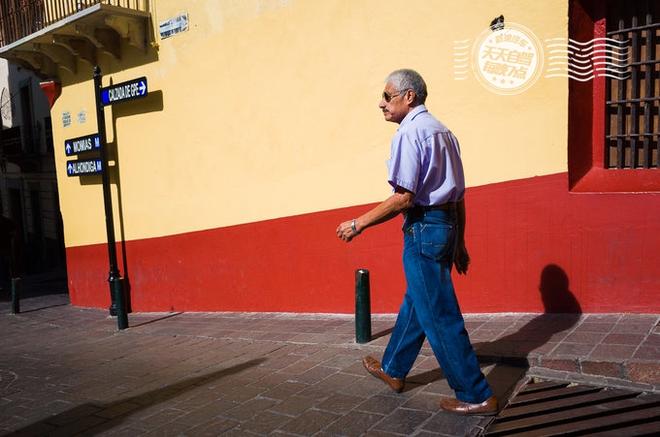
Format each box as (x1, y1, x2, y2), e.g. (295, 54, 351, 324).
(351, 219, 360, 235)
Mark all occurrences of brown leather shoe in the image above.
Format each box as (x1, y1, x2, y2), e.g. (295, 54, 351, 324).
(440, 395, 498, 416)
(362, 356, 404, 393)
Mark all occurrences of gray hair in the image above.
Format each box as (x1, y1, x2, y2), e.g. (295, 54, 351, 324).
(386, 69, 427, 104)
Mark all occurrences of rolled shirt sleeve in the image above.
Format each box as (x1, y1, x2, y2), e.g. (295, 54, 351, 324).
(387, 131, 420, 193)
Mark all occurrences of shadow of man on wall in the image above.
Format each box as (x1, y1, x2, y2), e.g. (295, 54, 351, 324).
(405, 264, 583, 401)
(474, 263, 583, 369)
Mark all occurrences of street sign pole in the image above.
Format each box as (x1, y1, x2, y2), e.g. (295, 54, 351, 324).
(93, 65, 128, 330)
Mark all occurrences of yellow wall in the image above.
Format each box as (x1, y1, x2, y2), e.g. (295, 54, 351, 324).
(53, 0, 568, 247)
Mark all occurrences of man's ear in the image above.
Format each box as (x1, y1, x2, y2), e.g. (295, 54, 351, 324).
(405, 90, 417, 105)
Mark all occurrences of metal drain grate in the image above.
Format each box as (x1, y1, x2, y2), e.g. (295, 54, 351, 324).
(484, 378, 660, 436)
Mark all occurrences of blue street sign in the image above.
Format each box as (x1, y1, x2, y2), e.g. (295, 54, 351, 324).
(100, 77, 148, 106)
(64, 133, 101, 156)
(66, 158, 103, 177)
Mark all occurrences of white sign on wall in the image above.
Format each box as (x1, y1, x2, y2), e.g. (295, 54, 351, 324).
(160, 13, 189, 40)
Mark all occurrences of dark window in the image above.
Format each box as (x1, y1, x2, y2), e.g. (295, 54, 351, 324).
(19, 83, 34, 153)
(9, 188, 23, 244)
(605, 1, 659, 169)
(568, 0, 659, 192)
(1, 126, 21, 155)
(44, 116, 53, 153)
(30, 189, 41, 238)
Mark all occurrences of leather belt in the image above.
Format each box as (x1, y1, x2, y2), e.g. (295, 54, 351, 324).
(407, 203, 457, 214)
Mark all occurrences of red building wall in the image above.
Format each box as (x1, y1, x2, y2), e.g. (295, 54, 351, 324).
(67, 172, 660, 314)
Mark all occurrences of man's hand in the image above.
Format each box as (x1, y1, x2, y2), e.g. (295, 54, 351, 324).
(454, 242, 470, 275)
(336, 220, 360, 242)
(336, 188, 413, 243)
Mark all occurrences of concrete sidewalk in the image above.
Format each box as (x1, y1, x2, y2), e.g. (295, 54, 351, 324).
(0, 292, 658, 436)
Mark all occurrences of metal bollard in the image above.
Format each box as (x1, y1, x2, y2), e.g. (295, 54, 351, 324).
(355, 269, 371, 343)
(112, 277, 128, 330)
(11, 277, 21, 314)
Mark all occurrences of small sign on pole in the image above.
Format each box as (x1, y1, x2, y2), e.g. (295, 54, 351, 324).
(64, 133, 101, 156)
(93, 66, 149, 330)
(100, 77, 148, 106)
(66, 158, 103, 177)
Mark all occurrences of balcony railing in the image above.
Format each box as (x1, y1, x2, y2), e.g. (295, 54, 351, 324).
(0, 0, 148, 48)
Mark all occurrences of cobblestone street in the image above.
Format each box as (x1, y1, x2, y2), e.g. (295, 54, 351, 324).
(0, 291, 657, 436)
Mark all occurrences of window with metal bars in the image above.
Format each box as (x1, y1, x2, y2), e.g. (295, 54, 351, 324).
(605, 0, 659, 169)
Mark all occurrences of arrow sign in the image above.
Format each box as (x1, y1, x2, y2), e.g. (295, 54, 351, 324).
(66, 158, 103, 177)
(64, 133, 101, 156)
(100, 77, 148, 106)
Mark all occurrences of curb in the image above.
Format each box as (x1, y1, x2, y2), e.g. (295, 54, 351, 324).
(477, 353, 660, 393)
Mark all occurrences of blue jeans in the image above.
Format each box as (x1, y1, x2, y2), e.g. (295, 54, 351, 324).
(381, 209, 492, 403)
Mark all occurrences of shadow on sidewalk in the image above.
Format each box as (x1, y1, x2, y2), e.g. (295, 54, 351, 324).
(406, 264, 582, 398)
(473, 264, 582, 367)
(130, 312, 183, 328)
(0, 267, 70, 313)
(6, 357, 265, 436)
(0, 267, 68, 301)
(472, 264, 582, 401)
(15, 303, 69, 314)
(371, 327, 394, 340)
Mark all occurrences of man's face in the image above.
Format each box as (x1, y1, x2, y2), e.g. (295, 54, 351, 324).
(379, 82, 412, 124)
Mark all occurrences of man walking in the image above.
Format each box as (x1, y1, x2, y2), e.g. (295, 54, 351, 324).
(336, 69, 497, 415)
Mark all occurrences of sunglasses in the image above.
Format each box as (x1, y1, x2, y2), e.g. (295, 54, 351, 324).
(382, 89, 409, 102)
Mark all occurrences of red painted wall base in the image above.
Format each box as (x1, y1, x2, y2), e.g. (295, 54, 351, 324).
(67, 173, 660, 313)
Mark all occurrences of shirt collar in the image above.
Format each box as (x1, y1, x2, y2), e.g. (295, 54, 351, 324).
(398, 105, 428, 129)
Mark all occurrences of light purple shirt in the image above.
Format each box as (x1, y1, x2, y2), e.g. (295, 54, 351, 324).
(387, 105, 465, 205)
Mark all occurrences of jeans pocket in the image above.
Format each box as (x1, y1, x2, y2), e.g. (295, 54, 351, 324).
(420, 223, 453, 261)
